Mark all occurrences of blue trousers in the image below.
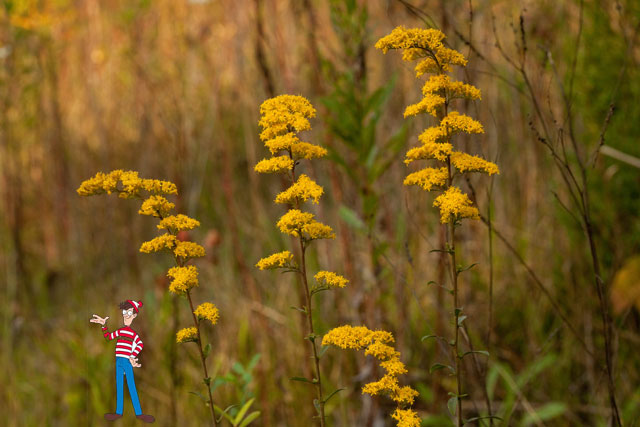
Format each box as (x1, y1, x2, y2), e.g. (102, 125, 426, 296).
(115, 357, 142, 415)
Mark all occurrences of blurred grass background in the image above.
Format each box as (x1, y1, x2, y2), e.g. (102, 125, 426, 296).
(1, 0, 639, 425)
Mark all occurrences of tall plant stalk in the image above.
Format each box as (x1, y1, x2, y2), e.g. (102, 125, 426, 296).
(377, 26, 499, 426)
(254, 95, 349, 425)
(77, 170, 220, 426)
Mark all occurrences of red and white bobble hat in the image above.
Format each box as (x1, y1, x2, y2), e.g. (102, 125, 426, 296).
(127, 300, 143, 313)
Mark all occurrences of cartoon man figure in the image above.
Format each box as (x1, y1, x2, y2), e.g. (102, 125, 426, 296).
(90, 300, 155, 423)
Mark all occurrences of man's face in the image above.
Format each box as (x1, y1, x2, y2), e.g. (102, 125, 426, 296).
(122, 308, 137, 326)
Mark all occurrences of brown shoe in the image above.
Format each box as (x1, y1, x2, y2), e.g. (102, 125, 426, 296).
(136, 414, 155, 423)
(104, 413, 123, 421)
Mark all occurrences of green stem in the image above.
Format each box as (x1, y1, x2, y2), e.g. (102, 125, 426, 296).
(299, 237, 326, 426)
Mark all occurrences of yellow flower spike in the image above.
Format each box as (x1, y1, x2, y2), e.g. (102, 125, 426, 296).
(403, 94, 445, 118)
(364, 341, 400, 360)
(256, 251, 296, 270)
(440, 111, 484, 135)
(362, 373, 399, 396)
(167, 265, 199, 294)
(77, 172, 107, 196)
(194, 302, 220, 325)
(392, 386, 420, 406)
(314, 271, 349, 288)
(403, 167, 448, 191)
(141, 178, 178, 195)
(321, 325, 375, 350)
(421, 74, 481, 101)
(450, 152, 500, 175)
(259, 95, 316, 141)
(404, 142, 453, 164)
(375, 26, 446, 54)
(301, 220, 336, 240)
(140, 233, 177, 253)
(418, 126, 448, 145)
(433, 186, 480, 224)
(380, 358, 409, 376)
(139, 195, 176, 217)
(264, 132, 300, 155)
(291, 141, 328, 160)
(173, 241, 206, 259)
(176, 327, 198, 343)
(157, 214, 201, 232)
(275, 174, 324, 205)
(392, 408, 421, 427)
(102, 170, 123, 194)
(277, 209, 314, 235)
(254, 156, 294, 174)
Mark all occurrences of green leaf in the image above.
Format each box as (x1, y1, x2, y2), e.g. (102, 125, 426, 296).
(457, 263, 478, 273)
(203, 377, 212, 386)
(323, 388, 344, 404)
(522, 402, 567, 425)
(213, 404, 237, 423)
(421, 334, 438, 342)
(290, 306, 307, 314)
(430, 363, 454, 374)
(189, 391, 207, 403)
(447, 396, 458, 416)
(313, 398, 321, 414)
(457, 315, 467, 326)
(233, 398, 255, 425)
(318, 345, 329, 359)
(290, 376, 314, 384)
(338, 205, 366, 231)
(203, 343, 212, 360)
(239, 411, 260, 427)
(460, 350, 490, 359)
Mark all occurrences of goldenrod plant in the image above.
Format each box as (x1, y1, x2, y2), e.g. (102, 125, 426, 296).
(322, 325, 420, 427)
(78, 170, 221, 427)
(254, 95, 348, 426)
(376, 27, 499, 426)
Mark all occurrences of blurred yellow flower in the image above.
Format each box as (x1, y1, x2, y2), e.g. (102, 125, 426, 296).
(140, 234, 177, 253)
(176, 327, 198, 343)
(174, 241, 205, 259)
(158, 214, 201, 231)
(433, 186, 480, 224)
(167, 265, 199, 294)
(314, 271, 349, 288)
(194, 302, 219, 325)
(275, 174, 324, 205)
(256, 251, 296, 270)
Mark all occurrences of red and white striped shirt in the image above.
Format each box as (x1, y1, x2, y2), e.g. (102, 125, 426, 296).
(101, 326, 144, 359)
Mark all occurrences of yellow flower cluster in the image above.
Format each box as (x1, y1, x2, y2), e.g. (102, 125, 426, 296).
(174, 241, 206, 259)
(140, 233, 177, 253)
(403, 167, 448, 191)
(433, 186, 480, 224)
(275, 174, 324, 205)
(375, 26, 467, 75)
(392, 408, 421, 427)
(167, 265, 199, 294)
(277, 209, 335, 241)
(194, 302, 219, 325)
(314, 271, 348, 288)
(157, 214, 201, 231)
(451, 152, 499, 175)
(77, 170, 177, 198)
(322, 325, 419, 411)
(376, 26, 498, 224)
(440, 111, 484, 135)
(176, 327, 198, 343)
(254, 156, 294, 174)
(139, 195, 176, 218)
(256, 251, 296, 270)
(259, 95, 316, 141)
